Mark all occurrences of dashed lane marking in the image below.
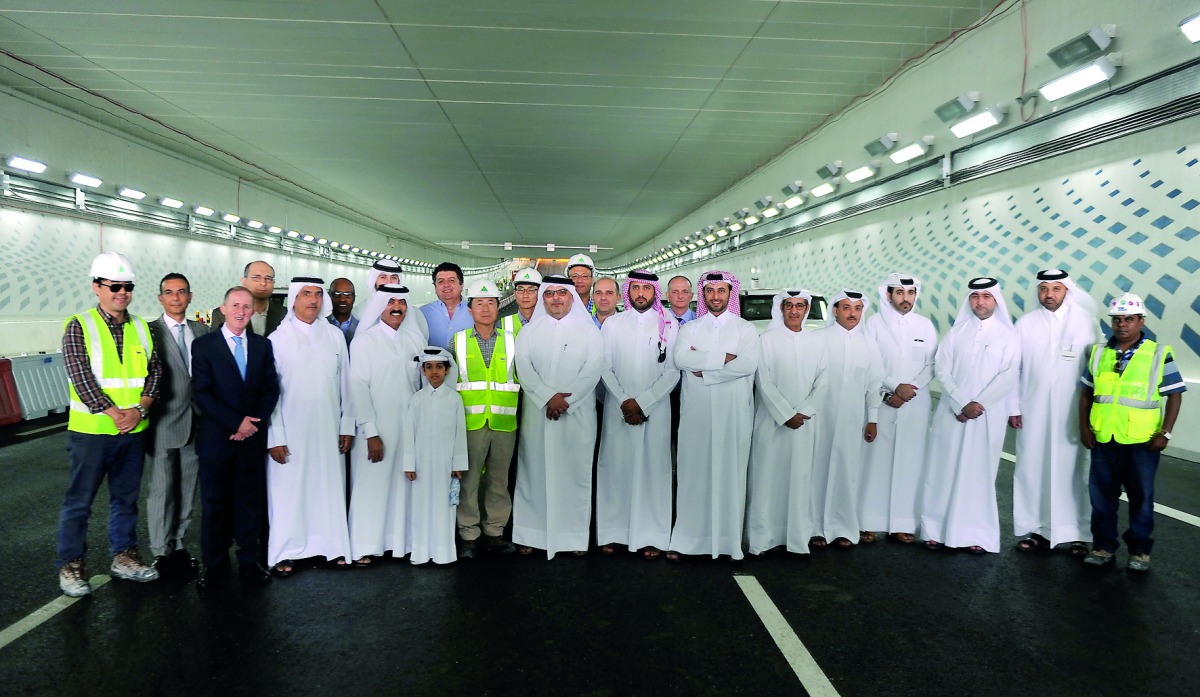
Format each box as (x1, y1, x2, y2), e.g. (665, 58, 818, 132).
(0, 575, 111, 650)
(735, 575, 841, 696)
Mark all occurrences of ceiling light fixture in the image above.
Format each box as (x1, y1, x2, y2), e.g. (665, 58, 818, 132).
(268, 225, 283, 234)
(6, 156, 47, 174)
(302, 234, 316, 242)
(247, 220, 263, 229)
(1038, 55, 1119, 102)
(1181, 12, 1200, 42)
(222, 213, 241, 223)
(118, 187, 146, 200)
(193, 205, 214, 216)
(715, 228, 729, 237)
(70, 173, 102, 188)
(935, 92, 979, 122)
(1047, 26, 1114, 68)
(728, 221, 743, 232)
(810, 179, 839, 198)
(286, 230, 300, 238)
(890, 136, 935, 164)
(950, 105, 1006, 138)
(317, 238, 329, 245)
(160, 197, 184, 208)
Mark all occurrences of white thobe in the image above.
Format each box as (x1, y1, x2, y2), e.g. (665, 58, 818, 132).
(860, 312, 937, 534)
(405, 383, 469, 565)
(347, 322, 424, 559)
(746, 327, 828, 554)
(266, 317, 355, 565)
(513, 315, 604, 558)
(670, 311, 760, 560)
(1010, 304, 1099, 545)
(809, 324, 885, 544)
(920, 317, 1019, 552)
(596, 309, 679, 551)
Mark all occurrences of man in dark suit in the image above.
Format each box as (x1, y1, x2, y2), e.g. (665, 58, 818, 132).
(192, 285, 280, 586)
(210, 260, 286, 336)
(146, 273, 210, 573)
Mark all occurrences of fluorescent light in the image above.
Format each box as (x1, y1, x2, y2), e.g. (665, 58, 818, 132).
(1182, 13, 1200, 42)
(247, 220, 263, 229)
(695, 238, 706, 246)
(268, 225, 283, 234)
(302, 234, 316, 242)
(1038, 56, 1118, 102)
(728, 222, 742, 232)
(761, 206, 779, 218)
(222, 213, 241, 223)
(328, 240, 339, 247)
(844, 162, 878, 183)
(341, 243, 351, 250)
(286, 230, 300, 238)
(783, 195, 803, 209)
(193, 205, 214, 216)
(160, 197, 184, 208)
(118, 187, 146, 200)
(810, 181, 837, 197)
(950, 106, 1005, 138)
(317, 238, 329, 245)
(6, 156, 47, 174)
(890, 136, 934, 164)
(743, 214, 759, 225)
(715, 228, 728, 237)
(351, 247, 361, 253)
(705, 233, 717, 242)
(70, 173, 102, 188)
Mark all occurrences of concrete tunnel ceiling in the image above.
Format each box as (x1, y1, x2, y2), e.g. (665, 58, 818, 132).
(0, 1, 996, 261)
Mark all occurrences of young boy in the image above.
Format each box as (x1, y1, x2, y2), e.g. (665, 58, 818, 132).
(406, 347, 468, 564)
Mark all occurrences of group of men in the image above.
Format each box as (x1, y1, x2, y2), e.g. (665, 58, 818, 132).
(55, 248, 1186, 597)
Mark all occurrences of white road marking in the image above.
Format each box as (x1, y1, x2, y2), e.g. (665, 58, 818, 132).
(15, 423, 66, 436)
(735, 575, 841, 696)
(0, 575, 111, 650)
(1002, 451, 1200, 529)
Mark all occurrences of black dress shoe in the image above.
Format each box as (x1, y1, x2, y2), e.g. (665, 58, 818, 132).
(196, 565, 229, 590)
(170, 549, 199, 570)
(239, 563, 272, 584)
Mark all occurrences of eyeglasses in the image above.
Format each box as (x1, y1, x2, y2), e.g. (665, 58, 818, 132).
(98, 282, 135, 292)
(544, 288, 571, 297)
(329, 291, 355, 298)
(514, 286, 538, 294)
(246, 274, 275, 283)
(568, 273, 593, 280)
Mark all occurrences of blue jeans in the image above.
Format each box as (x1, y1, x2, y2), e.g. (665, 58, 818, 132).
(1088, 439, 1159, 555)
(55, 431, 147, 568)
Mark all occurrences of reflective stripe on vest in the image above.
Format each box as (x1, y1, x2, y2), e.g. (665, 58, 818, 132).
(454, 325, 519, 432)
(1088, 340, 1167, 444)
(65, 309, 154, 435)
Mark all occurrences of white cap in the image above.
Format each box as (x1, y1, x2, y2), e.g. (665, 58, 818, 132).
(566, 253, 594, 271)
(513, 267, 542, 286)
(89, 251, 135, 282)
(1108, 292, 1145, 316)
(466, 278, 502, 300)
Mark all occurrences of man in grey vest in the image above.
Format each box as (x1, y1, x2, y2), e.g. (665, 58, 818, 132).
(147, 273, 210, 572)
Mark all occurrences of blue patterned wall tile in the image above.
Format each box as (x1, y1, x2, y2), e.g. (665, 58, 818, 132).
(1183, 200, 1198, 211)
(1181, 325, 1200, 366)
(1077, 275, 1094, 292)
(1091, 261, 1107, 274)
(1177, 226, 1198, 241)
(1152, 215, 1174, 229)
(1134, 207, 1149, 217)
(1109, 222, 1127, 233)
(1107, 247, 1125, 258)
(1128, 232, 1148, 244)
(1144, 295, 1165, 320)
(1167, 188, 1182, 198)
(1151, 243, 1174, 257)
(1115, 275, 1133, 292)
(1179, 257, 1199, 274)
(1130, 258, 1151, 274)
(1158, 275, 1181, 294)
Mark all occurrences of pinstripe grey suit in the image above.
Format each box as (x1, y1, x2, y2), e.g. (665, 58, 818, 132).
(146, 315, 210, 558)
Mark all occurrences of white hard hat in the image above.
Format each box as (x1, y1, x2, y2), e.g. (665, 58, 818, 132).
(1108, 292, 1145, 316)
(566, 253, 594, 270)
(89, 251, 135, 282)
(466, 278, 502, 300)
(513, 267, 542, 286)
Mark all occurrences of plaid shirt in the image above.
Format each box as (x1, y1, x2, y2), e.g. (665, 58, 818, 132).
(63, 305, 163, 413)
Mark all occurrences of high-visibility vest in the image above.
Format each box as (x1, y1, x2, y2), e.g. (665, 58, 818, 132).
(64, 308, 154, 435)
(454, 321, 520, 432)
(1088, 339, 1168, 444)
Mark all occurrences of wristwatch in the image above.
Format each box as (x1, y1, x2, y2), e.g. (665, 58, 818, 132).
(1159, 431, 1172, 441)
(135, 404, 149, 421)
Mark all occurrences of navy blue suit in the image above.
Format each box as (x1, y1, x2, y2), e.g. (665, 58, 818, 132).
(191, 330, 279, 570)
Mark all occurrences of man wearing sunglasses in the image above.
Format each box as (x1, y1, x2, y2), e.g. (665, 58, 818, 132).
(57, 252, 164, 597)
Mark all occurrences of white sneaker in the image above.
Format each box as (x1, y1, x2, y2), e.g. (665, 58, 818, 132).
(111, 548, 159, 582)
(59, 559, 92, 597)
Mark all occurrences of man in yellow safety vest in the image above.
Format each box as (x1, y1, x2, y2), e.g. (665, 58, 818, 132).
(57, 251, 164, 596)
(1079, 292, 1186, 572)
(453, 279, 521, 557)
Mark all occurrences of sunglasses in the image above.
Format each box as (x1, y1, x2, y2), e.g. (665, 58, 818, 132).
(99, 282, 135, 292)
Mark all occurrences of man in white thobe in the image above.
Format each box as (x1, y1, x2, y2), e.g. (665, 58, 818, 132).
(747, 290, 828, 555)
(809, 289, 884, 548)
(860, 273, 937, 543)
(364, 258, 429, 342)
(669, 270, 760, 561)
(512, 275, 604, 558)
(347, 284, 424, 564)
(266, 277, 355, 572)
(596, 271, 679, 559)
(1008, 269, 1100, 554)
(920, 277, 1020, 554)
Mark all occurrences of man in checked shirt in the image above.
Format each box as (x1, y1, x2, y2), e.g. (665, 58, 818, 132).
(56, 252, 165, 597)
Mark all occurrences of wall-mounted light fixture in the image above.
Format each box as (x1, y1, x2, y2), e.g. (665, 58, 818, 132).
(193, 205, 214, 216)
(934, 92, 979, 123)
(1047, 25, 1114, 68)
(844, 160, 880, 183)
(1039, 55, 1119, 102)
(950, 105, 1006, 138)
(222, 213, 240, 224)
(890, 136, 935, 164)
(864, 133, 898, 156)
(816, 161, 842, 179)
(70, 172, 102, 188)
(6, 156, 47, 173)
(810, 178, 839, 198)
(160, 197, 184, 209)
(118, 187, 146, 200)
(1182, 12, 1200, 41)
